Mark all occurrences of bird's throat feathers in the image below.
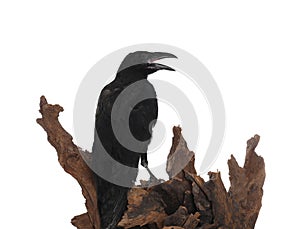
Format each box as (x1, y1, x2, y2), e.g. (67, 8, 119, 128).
(115, 66, 148, 84)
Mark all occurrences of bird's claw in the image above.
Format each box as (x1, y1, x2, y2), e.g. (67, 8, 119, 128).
(144, 166, 159, 182)
(149, 173, 159, 183)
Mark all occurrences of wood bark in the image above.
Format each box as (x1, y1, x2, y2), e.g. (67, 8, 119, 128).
(37, 96, 265, 229)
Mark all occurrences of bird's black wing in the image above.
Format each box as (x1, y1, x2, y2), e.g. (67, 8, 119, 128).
(93, 84, 131, 229)
(93, 80, 158, 229)
(129, 98, 158, 142)
(128, 82, 158, 166)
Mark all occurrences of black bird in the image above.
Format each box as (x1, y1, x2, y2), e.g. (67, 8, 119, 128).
(92, 51, 176, 229)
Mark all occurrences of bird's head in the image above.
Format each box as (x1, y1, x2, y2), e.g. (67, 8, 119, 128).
(117, 51, 177, 81)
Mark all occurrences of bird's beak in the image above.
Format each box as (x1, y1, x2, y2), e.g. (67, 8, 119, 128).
(147, 52, 177, 71)
(147, 52, 178, 63)
(148, 63, 175, 71)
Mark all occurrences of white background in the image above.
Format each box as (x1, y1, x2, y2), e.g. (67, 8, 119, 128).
(1, 1, 299, 228)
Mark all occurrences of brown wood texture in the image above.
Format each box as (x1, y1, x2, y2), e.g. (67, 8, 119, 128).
(37, 96, 265, 229)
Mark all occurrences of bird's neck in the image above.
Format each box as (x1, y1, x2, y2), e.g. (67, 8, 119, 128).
(115, 72, 148, 85)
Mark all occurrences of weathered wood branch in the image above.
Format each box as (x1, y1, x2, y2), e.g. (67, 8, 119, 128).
(36, 96, 100, 229)
(37, 96, 265, 229)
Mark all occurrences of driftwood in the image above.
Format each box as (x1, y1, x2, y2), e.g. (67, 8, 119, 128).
(37, 96, 265, 229)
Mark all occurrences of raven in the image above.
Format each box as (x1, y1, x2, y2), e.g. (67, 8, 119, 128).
(92, 51, 177, 228)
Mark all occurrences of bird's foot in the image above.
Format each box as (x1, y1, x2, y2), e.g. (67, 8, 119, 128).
(144, 165, 159, 183)
(149, 173, 159, 183)
(141, 159, 160, 184)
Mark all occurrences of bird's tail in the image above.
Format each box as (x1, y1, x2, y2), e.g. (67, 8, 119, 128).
(94, 174, 129, 229)
(92, 131, 138, 228)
